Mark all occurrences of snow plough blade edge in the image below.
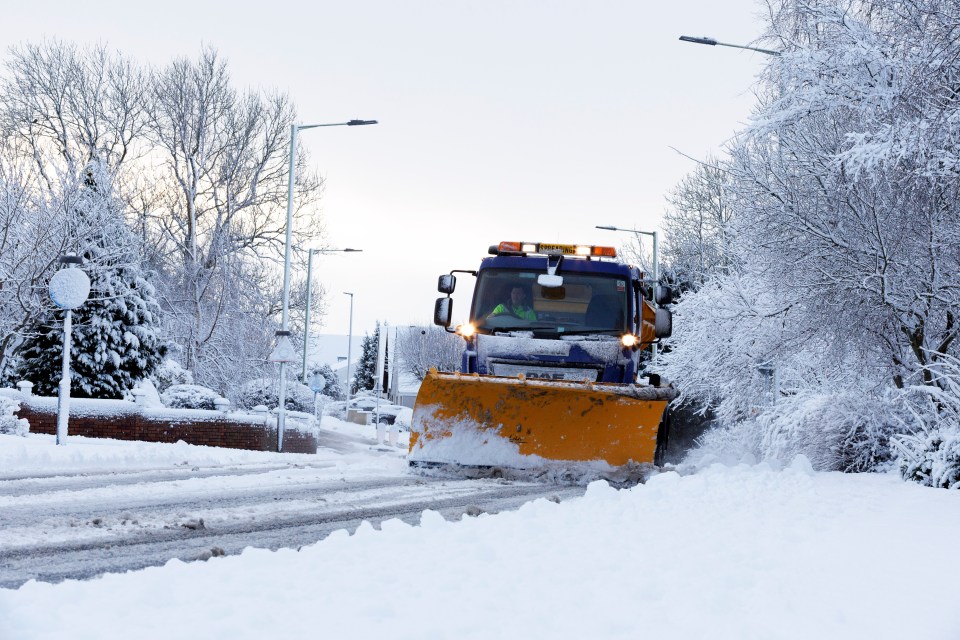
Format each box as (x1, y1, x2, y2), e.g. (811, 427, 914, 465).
(408, 370, 676, 468)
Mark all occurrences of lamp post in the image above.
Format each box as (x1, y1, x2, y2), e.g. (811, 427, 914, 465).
(302, 247, 362, 381)
(679, 35, 780, 56)
(596, 224, 660, 360)
(277, 118, 377, 453)
(344, 292, 355, 406)
(596, 225, 659, 292)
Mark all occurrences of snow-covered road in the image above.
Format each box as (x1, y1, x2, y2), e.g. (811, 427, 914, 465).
(0, 430, 583, 588)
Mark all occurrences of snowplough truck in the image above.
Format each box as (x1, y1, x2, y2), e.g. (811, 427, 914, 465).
(409, 240, 677, 470)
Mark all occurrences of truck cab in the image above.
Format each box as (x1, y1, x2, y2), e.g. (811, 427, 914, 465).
(435, 241, 672, 385)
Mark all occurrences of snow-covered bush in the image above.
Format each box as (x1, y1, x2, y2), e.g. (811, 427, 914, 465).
(0, 395, 28, 436)
(895, 428, 960, 490)
(161, 384, 220, 410)
(324, 400, 347, 420)
(893, 359, 960, 489)
(688, 391, 897, 472)
(236, 378, 315, 413)
(125, 379, 164, 408)
(758, 392, 897, 472)
(152, 359, 194, 393)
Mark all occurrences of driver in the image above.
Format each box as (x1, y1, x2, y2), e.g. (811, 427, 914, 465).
(489, 285, 537, 321)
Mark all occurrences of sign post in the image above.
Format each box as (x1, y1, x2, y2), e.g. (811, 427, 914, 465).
(49, 255, 91, 445)
(268, 330, 298, 452)
(309, 371, 326, 426)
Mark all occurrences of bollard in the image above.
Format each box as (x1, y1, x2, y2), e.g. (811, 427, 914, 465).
(252, 405, 270, 427)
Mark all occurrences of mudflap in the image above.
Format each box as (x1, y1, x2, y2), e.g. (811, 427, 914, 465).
(408, 370, 677, 470)
(654, 406, 671, 467)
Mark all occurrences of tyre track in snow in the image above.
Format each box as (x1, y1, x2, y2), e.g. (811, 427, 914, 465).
(0, 468, 583, 589)
(0, 461, 337, 497)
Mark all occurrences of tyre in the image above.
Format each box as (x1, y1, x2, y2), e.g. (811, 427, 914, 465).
(654, 408, 671, 467)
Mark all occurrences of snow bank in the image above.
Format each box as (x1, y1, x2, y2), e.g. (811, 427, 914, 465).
(0, 433, 301, 475)
(2, 459, 959, 639)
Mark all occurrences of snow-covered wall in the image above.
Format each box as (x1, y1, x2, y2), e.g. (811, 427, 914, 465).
(5, 390, 317, 454)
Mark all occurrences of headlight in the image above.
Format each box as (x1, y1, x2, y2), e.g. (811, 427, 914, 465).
(620, 333, 639, 348)
(456, 323, 476, 338)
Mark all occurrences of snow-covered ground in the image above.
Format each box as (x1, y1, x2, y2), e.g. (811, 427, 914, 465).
(2, 427, 960, 639)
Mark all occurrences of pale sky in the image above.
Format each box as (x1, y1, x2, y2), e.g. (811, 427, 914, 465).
(4, 0, 770, 338)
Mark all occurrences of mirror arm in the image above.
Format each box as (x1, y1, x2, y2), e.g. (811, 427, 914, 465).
(546, 254, 563, 276)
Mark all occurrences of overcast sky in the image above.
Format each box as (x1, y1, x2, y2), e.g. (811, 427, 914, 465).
(4, 0, 770, 339)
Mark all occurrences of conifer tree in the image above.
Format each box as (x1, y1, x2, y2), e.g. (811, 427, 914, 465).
(17, 162, 165, 398)
(352, 323, 381, 393)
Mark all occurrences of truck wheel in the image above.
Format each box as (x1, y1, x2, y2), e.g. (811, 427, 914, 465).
(654, 409, 671, 467)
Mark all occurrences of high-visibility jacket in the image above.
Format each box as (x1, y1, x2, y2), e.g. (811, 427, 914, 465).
(490, 303, 537, 321)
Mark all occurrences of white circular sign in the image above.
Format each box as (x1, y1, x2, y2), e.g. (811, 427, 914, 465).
(309, 372, 327, 393)
(49, 268, 91, 310)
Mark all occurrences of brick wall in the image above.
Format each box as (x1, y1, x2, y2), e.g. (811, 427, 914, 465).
(14, 400, 317, 454)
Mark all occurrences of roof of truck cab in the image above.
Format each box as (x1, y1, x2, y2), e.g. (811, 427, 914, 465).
(479, 255, 639, 277)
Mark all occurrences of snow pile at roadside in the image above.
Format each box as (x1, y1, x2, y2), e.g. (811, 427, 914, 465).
(3, 457, 959, 639)
(0, 414, 407, 476)
(0, 433, 315, 475)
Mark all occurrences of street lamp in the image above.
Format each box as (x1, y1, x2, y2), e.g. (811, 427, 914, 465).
(596, 225, 659, 292)
(277, 118, 377, 453)
(679, 35, 781, 56)
(344, 292, 355, 406)
(596, 224, 660, 359)
(302, 247, 363, 380)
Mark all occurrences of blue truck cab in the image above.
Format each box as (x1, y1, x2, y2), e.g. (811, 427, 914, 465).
(433, 241, 672, 385)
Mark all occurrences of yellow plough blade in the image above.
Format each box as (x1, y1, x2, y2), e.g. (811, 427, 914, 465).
(409, 370, 675, 468)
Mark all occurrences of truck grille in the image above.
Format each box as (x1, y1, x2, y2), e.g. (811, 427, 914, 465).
(488, 361, 601, 382)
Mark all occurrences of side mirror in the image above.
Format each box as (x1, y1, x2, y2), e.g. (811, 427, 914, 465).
(537, 274, 563, 288)
(655, 285, 673, 306)
(438, 274, 456, 294)
(654, 308, 672, 339)
(434, 297, 452, 327)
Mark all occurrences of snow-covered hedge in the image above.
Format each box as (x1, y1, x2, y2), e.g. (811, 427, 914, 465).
(690, 391, 897, 472)
(161, 384, 220, 410)
(0, 395, 28, 436)
(236, 378, 314, 413)
(152, 359, 193, 393)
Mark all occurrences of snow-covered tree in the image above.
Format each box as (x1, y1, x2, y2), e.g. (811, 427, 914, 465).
(660, 157, 736, 288)
(16, 161, 164, 399)
(0, 42, 148, 384)
(662, 0, 960, 473)
(303, 362, 344, 401)
(144, 46, 323, 393)
(322, 364, 344, 400)
(0, 41, 328, 399)
(395, 325, 463, 380)
(353, 324, 380, 393)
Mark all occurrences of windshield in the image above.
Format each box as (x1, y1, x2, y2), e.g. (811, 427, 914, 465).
(471, 268, 629, 335)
